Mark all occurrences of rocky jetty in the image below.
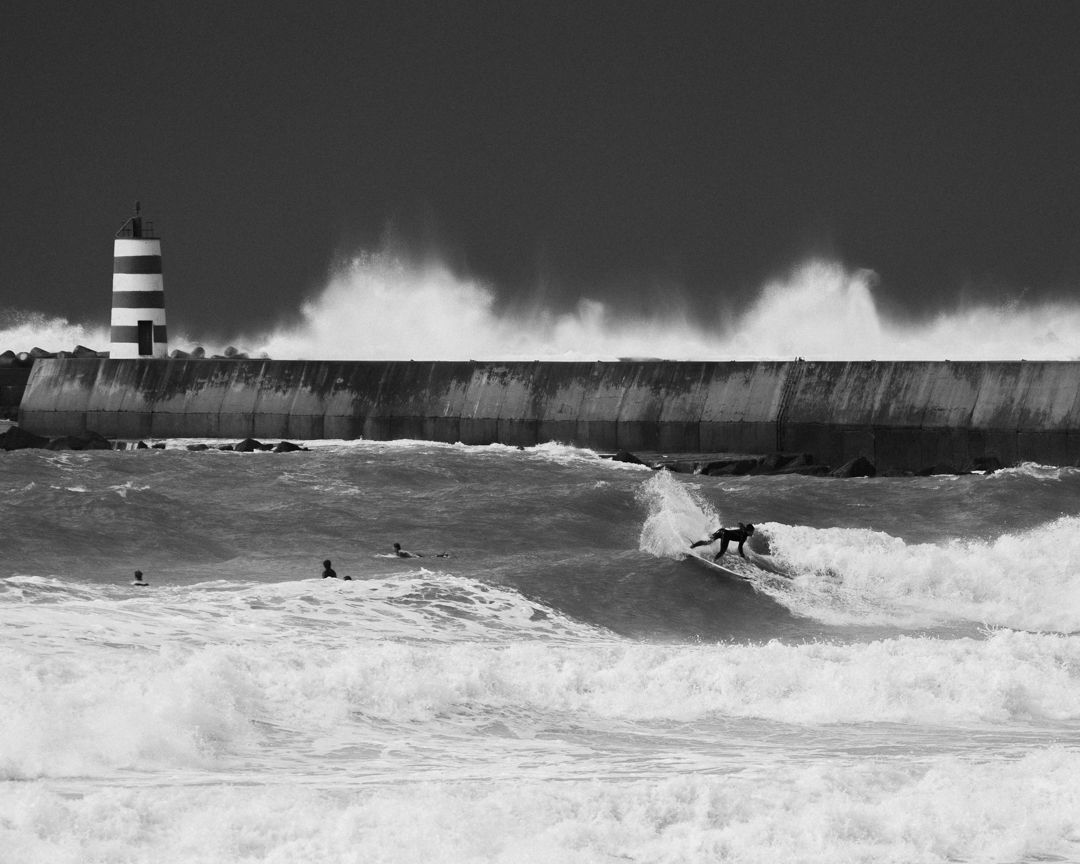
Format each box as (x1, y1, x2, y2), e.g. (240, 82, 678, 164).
(603, 450, 992, 478)
(0, 425, 308, 454)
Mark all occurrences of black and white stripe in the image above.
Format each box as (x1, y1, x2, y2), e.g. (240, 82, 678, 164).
(110, 237, 167, 358)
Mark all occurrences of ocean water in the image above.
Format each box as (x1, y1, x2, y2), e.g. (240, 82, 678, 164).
(3, 440, 1080, 863)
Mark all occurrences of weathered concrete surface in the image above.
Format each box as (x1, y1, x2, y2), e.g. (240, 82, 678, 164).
(18, 358, 1080, 470)
(0, 366, 32, 417)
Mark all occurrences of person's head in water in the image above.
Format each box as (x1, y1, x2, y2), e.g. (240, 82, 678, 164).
(323, 559, 331, 569)
(745, 524, 755, 535)
(393, 543, 401, 552)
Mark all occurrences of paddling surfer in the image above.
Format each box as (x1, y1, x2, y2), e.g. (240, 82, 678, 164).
(690, 522, 755, 560)
(131, 569, 149, 586)
(393, 543, 449, 559)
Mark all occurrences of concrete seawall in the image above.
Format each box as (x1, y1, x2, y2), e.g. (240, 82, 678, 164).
(17, 358, 1080, 470)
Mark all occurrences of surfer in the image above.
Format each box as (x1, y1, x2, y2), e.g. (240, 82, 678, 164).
(393, 543, 450, 559)
(131, 569, 149, 586)
(690, 522, 755, 560)
(321, 559, 352, 580)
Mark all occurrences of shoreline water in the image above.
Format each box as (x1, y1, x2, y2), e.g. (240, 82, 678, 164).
(4, 439, 1080, 861)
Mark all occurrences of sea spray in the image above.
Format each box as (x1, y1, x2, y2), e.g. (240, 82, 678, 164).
(637, 470, 725, 558)
(11, 252, 1080, 360)
(239, 255, 1080, 361)
(0, 309, 109, 355)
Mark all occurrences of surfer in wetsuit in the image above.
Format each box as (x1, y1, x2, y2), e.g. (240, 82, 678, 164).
(131, 569, 149, 586)
(321, 559, 352, 580)
(393, 543, 449, 559)
(690, 522, 755, 560)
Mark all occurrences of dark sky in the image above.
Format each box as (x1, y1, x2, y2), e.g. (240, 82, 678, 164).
(4, 0, 1080, 338)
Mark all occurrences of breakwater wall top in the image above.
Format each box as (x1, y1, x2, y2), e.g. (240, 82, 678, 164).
(17, 358, 1080, 470)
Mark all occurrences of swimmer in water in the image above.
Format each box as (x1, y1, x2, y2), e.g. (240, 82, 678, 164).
(321, 559, 351, 580)
(131, 569, 149, 586)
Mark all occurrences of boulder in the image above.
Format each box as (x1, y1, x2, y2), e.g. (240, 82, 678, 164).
(273, 440, 306, 452)
(752, 453, 793, 474)
(0, 425, 50, 450)
(152, 443, 166, 449)
(45, 431, 113, 451)
(234, 438, 273, 452)
(136, 441, 149, 449)
(772, 463, 831, 476)
(610, 449, 646, 465)
(72, 345, 100, 358)
(829, 456, 877, 478)
(29, 347, 56, 359)
(916, 463, 961, 476)
(82, 431, 113, 450)
(186, 443, 209, 451)
(704, 458, 758, 476)
(664, 460, 699, 474)
(44, 436, 81, 450)
(169, 349, 190, 359)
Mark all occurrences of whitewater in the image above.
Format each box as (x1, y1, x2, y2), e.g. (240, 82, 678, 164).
(3, 439, 1080, 863)
(6, 256, 1080, 361)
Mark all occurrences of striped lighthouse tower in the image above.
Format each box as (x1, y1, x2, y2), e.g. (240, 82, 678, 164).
(110, 202, 167, 358)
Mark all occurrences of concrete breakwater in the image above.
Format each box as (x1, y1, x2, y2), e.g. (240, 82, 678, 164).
(17, 358, 1080, 471)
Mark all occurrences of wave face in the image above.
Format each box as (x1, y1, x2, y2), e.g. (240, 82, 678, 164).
(3, 441, 1080, 862)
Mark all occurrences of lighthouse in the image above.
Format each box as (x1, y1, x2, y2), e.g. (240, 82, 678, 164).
(110, 202, 167, 358)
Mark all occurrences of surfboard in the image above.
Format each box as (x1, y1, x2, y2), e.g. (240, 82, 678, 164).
(373, 552, 450, 559)
(686, 549, 792, 586)
(687, 551, 759, 582)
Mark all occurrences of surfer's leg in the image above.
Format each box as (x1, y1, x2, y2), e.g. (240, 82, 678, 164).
(715, 537, 730, 559)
